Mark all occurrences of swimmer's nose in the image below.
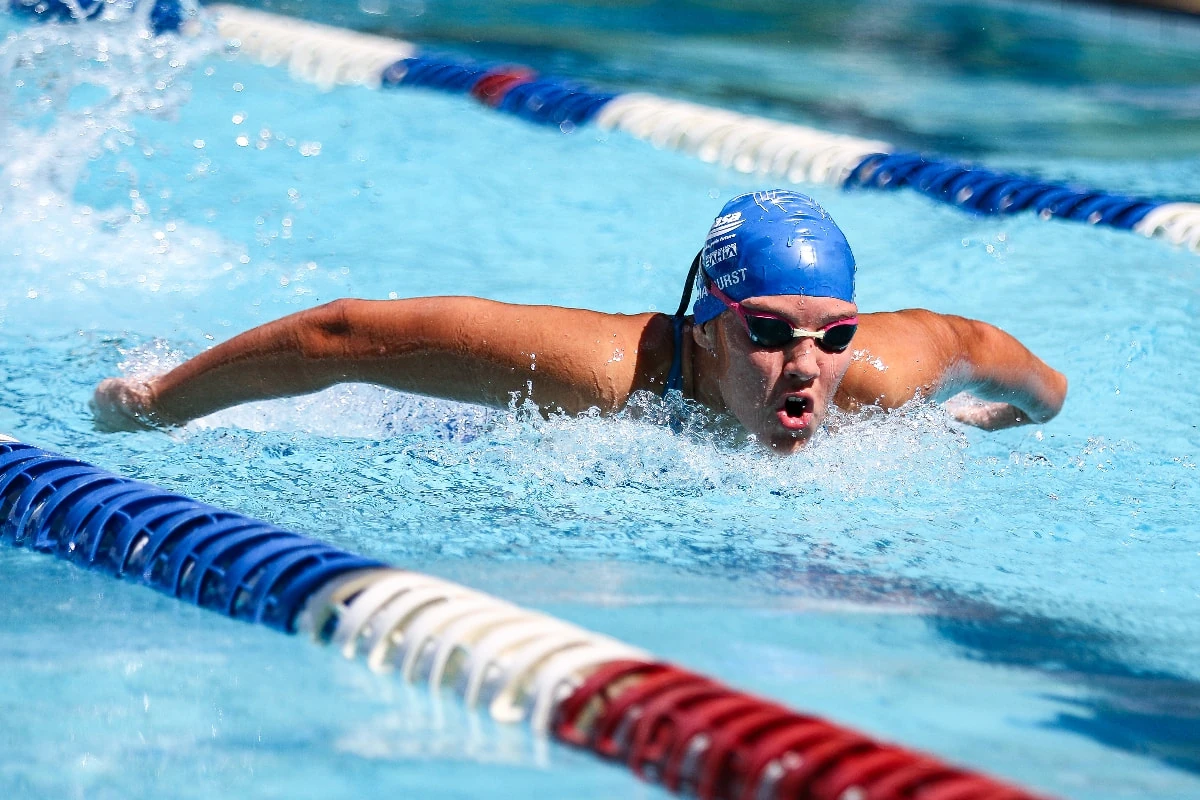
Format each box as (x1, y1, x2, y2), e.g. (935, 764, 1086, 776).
(782, 338, 821, 383)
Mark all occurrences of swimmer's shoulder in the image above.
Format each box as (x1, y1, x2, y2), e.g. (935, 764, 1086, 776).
(851, 309, 965, 355)
(624, 311, 678, 396)
(476, 304, 675, 407)
(838, 310, 961, 411)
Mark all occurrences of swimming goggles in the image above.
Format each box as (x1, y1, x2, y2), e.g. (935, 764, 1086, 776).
(703, 277, 858, 352)
(672, 251, 857, 352)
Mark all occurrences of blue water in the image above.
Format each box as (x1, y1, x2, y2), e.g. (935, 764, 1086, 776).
(1, 2, 1199, 798)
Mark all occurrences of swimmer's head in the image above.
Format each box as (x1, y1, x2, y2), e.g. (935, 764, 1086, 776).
(692, 190, 855, 324)
(684, 190, 858, 454)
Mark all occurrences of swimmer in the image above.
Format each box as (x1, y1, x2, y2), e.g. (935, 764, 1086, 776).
(92, 190, 1067, 454)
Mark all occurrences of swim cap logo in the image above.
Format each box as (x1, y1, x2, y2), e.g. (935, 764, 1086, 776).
(702, 243, 738, 269)
(706, 211, 743, 241)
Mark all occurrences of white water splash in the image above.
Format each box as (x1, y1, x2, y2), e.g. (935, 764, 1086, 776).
(0, 7, 240, 307)
(0, 7, 211, 196)
(115, 335, 186, 376)
(118, 345, 969, 501)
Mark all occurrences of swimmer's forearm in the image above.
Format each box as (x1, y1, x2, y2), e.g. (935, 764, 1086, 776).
(957, 371, 1066, 424)
(948, 319, 1067, 424)
(143, 305, 362, 425)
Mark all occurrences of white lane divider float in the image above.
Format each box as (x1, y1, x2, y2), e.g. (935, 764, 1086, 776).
(1135, 202, 1200, 253)
(594, 93, 890, 187)
(296, 568, 649, 732)
(210, 4, 414, 90)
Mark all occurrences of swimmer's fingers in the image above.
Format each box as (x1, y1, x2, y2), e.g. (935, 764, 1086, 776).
(943, 393, 1028, 430)
(90, 378, 164, 432)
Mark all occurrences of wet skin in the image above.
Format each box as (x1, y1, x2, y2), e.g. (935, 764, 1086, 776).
(691, 294, 857, 454)
(91, 295, 1066, 446)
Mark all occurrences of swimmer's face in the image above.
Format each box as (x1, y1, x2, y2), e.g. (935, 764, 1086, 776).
(696, 294, 857, 454)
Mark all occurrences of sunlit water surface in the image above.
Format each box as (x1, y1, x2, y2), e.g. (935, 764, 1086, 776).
(1, 2, 1198, 798)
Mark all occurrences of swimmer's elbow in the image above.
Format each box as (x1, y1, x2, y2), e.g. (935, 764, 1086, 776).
(1032, 368, 1068, 423)
(294, 298, 362, 361)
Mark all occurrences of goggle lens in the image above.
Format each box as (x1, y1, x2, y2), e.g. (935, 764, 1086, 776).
(744, 315, 795, 347)
(743, 314, 857, 352)
(820, 322, 857, 352)
(700, 269, 857, 353)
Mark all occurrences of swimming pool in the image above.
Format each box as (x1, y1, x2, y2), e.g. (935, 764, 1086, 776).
(2, 1, 1199, 797)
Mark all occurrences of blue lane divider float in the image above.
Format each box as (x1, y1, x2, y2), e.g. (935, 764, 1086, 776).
(0, 440, 383, 631)
(495, 78, 618, 128)
(382, 55, 617, 128)
(845, 152, 1160, 229)
(5, 0, 1199, 250)
(381, 54, 495, 93)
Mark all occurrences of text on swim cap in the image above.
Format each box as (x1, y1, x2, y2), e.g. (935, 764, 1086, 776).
(702, 243, 738, 269)
(698, 267, 749, 299)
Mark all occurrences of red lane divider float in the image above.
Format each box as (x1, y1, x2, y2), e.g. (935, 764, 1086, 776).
(470, 67, 537, 107)
(555, 661, 1050, 800)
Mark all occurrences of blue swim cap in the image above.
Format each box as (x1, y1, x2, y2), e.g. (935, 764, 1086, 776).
(692, 190, 856, 325)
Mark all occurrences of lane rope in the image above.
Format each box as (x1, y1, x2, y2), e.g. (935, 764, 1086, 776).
(4, 0, 1198, 252)
(0, 436, 1053, 799)
(204, 3, 1199, 252)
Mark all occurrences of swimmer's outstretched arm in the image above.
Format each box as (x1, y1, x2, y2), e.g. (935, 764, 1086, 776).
(837, 310, 1067, 430)
(92, 298, 674, 431)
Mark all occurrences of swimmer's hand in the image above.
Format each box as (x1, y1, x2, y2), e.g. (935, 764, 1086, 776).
(943, 392, 1032, 431)
(91, 378, 166, 432)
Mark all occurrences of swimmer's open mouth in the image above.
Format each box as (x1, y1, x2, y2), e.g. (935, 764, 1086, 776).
(783, 395, 811, 418)
(776, 395, 813, 433)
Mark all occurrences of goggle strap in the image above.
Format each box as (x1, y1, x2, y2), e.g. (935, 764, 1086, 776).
(675, 250, 703, 319)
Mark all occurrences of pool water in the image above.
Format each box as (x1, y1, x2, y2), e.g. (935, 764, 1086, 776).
(1, 1, 1199, 798)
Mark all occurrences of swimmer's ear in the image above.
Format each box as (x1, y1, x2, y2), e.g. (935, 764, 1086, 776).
(692, 320, 717, 352)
